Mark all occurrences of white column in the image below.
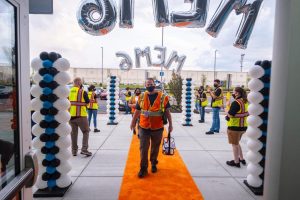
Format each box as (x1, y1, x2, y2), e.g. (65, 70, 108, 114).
(264, 0, 300, 199)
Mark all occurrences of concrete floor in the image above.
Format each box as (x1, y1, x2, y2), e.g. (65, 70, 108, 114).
(33, 113, 263, 200)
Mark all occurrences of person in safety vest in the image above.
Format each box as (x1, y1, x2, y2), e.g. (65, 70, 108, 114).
(68, 77, 92, 157)
(225, 87, 248, 168)
(128, 88, 141, 135)
(87, 85, 100, 133)
(130, 78, 173, 178)
(198, 86, 208, 123)
(124, 87, 132, 114)
(206, 79, 224, 135)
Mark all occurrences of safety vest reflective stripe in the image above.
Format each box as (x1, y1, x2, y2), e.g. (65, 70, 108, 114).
(141, 110, 163, 116)
(76, 89, 83, 116)
(70, 101, 87, 106)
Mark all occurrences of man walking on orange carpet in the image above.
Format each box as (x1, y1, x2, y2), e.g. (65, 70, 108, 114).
(130, 78, 173, 178)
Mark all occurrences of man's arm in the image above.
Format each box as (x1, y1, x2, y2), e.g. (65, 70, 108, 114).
(130, 110, 140, 130)
(83, 91, 90, 104)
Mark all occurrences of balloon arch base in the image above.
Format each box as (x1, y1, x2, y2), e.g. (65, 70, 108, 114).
(33, 185, 71, 198)
(244, 180, 263, 196)
(107, 122, 119, 125)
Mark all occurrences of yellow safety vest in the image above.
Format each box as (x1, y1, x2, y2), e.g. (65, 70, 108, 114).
(212, 88, 223, 108)
(87, 91, 98, 110)
(125, 91, 131, 101)
(200, 92, 208, 107)
(227, 99, 249, 127)
(69, 87, 88, 117)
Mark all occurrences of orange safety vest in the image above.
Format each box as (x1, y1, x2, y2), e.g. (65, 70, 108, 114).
(138, 91, 169, 130)
(69, 87, 88, 117)
(130, 95, 139, 114)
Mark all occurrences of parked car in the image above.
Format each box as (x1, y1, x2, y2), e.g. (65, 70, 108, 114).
(99, 89, 107, 100)
(118, 99, 126, 111)
(0, 85, 12, 98)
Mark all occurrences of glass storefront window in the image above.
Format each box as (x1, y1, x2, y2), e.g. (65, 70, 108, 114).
(0, 0, 19, 191)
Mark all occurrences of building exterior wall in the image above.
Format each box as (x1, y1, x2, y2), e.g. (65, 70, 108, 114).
(69, 67, 248, 87)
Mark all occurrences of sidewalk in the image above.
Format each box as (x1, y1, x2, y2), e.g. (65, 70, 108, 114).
(34, 113, 262, 200)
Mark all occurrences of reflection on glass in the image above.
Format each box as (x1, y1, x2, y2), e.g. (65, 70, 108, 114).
(0, 0, 18, 190)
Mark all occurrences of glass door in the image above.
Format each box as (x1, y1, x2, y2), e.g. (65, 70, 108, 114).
(0, 0, 20, 191)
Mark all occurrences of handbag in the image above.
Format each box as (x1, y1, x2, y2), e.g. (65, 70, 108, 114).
(162, 131, 176, 155)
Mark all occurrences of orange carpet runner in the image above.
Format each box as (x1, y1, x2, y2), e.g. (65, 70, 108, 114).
(119, 129, 204, 200)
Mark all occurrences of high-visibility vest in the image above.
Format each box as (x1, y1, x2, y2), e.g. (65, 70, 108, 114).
(130, 94, 140, 114)
(212, 87, 224, 108)
(87, 91, 98, 110)
(125, 91, 131, 101)
(69, 87, 88, 117)
(138, 91, 169, 130)
(200, 92, 208, 107)
(227, 99, 249, 127)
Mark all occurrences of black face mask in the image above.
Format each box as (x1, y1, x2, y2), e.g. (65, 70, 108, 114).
(135, 92, 141, 96)
(146, 86, 155, 92)
(214, 83, 218, 87)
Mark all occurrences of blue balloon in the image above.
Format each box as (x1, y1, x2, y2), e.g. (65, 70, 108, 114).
(43, 74, 54, 83)
(45, 141, 55, 148)
(46, 166, 56, 174)
(111, 76, 116, 79)
(46, 154, 55, 161)
(47, 180, 56, 188)
(43, 101, 53, 109)
(43, 60, 53, 68)
(45, 128, 55, 134)
(110, 80, 116, 84)
(109, 116, 116, 120)
(45, 115, 54, 122)
(110, 84, 116, 88)
(43, 87, 52, 95)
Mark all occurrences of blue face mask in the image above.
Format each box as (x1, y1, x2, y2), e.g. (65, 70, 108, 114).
(146, 86, 155, 92)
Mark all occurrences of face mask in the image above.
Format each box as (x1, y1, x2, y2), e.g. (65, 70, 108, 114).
(232, 94, 236, 99)
(146, 86, 155, 92)
(136, 92, 141, 96)
(214, 83, 218, 87)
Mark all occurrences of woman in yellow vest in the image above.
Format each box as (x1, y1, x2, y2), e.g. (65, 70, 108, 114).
(128, 88, 141, 135)
(87, 85, 100, 132)
(225, 87, 249, 168)
(198, 86, 208, 123)
(124, 87, 132, 114)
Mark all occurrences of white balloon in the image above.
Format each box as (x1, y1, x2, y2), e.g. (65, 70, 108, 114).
(55, 111, 71, 123)
(32, 111, 43, 124)
(248, 91, 264, 104)
(32, 136, 44, 150)
(248, 79, 264, 92)
(31, 98, 43, 111)
(247, 116, 263, 127)
(53, 86, 70, 98)
(246, 126, 262, 139)
(247, 174, 263, 187)
(247, 139, 263, 152)
(33, 73, 43, 84)
(246, 151, 263, 164)
(247, 163, 263, 176)
(57, 161, 72, 174)
(56, 136, 71, 149)
(38, 165, 46, 175)
(35, 176, 47, 189)
(31, 57, 43, 71)
(182, 79, 187, 84)
(53, 99, 71, 110)
(56, 123, 72, 137)
(56, 175, 72, 188)
(55, 149, 72, 161)
(182, 85, 187, 90)
(54, 72, 71, 85)
(249, 65, 265, 79)
(248, 104, 264, 116)
(30, 85, 42, 98)
(32, 124, 44, 137)
(53, 58, 70, 71)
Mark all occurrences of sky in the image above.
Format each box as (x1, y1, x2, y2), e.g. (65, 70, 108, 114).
(29, 0, 276, 72)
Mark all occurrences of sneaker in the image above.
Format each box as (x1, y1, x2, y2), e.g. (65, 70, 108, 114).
(72, 151, 77, 156)
(205, 131, 214, 135)
(80, 150, 92, 157)
(94, 129, 100, 132)
(226, 160, 240, 168)
(198, 120, 205, 123)
(151, 165, 157, 173)
(240, 159, 246, 165)
(138, 168, 148, 178)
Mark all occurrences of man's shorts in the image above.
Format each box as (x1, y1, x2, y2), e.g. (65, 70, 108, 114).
(227, 129, 245, 145)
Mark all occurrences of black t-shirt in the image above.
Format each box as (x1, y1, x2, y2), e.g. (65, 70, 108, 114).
(227, 98, 247, 131)
(211, 87, 222, 106)
(198, 91, 207, 102)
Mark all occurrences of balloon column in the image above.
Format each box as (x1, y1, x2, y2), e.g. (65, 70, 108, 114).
(107, 76, 120, 125)
(182, 78, 194, 126)
(245, 60, 271, 195)
(31, 52, 72, 197)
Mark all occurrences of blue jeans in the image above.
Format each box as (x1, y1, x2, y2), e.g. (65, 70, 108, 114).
(88, 109, 98, 128)
(195, 102, 200, 111)
(125, 101, 130, 114)
(210, 107, 220, 132)
(199, 106, 205, 121)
